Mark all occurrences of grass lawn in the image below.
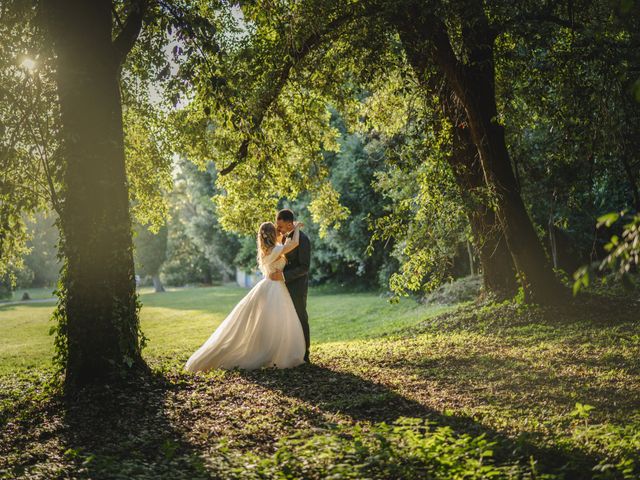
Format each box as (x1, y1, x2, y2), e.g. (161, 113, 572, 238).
(1, 287, 56, 302)
(1, 286, 639, 479)
(0, 285, 448, 375)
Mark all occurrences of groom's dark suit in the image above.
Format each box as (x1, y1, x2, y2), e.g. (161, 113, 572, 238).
(282, 229, 311, 361)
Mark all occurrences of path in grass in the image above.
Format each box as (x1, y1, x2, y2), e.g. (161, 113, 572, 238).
(1, 288, 638, 479)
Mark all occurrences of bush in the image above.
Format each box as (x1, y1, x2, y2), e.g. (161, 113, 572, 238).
(0, 276, 11, 300)
(422, 275, 482, 305)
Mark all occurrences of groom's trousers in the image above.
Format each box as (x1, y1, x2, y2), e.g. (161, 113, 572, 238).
(288, 283, 310, 357)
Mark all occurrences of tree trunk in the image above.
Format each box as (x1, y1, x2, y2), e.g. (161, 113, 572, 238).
(454, 47, 564, 301)
(449, 120, 518, 298)
(549, 215, 559, 269)
(393, 2, 566, 303)
(152, 275, 165, 293)
(457, 78, 564, 303)
(48, 0, 145, 384)
(396, 17, 518, 300)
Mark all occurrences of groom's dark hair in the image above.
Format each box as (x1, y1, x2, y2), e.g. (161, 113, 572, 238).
(277, 209, 295, 223)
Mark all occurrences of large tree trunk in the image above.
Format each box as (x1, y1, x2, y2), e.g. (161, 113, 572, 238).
(449, 121, 518, 298)
(48, 0, 146, 384)
(397, 19, 518, 300)
(393, 1, 566, 303)
(456, 72, 564, 303)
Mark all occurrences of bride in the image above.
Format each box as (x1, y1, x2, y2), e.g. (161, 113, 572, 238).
(185, 221, 306, 371)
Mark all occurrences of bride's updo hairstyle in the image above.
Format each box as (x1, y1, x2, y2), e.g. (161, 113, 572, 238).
(257, 222, 278, 267)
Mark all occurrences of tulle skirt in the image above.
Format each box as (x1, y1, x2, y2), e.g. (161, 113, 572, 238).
(185, 279, 305, 371)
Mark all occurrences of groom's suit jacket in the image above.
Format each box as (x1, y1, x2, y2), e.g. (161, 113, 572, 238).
(282, 230, 311, 288)
(282, 229, 311, 354)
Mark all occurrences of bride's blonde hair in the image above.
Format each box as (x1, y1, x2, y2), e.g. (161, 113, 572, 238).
(257, 222, 278, 271)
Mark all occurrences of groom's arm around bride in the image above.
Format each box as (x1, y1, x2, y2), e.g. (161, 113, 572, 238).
(282, 231, 310, 284)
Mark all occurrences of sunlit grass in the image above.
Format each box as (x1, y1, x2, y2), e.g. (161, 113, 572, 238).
(0, 285, 448, 374)
(1, 288, 638, 478)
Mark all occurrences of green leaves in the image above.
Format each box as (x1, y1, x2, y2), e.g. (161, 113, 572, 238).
(572, 265, 590, 296)
(234, 418, 528, 479)
(597, 212, 622, 228)
(575, 211, 640, 291)
(570, 402, 595, 420)
(307, 182, 350, 238)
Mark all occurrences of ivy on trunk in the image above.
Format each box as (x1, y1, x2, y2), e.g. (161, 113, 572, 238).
(47, 0, 147, 385)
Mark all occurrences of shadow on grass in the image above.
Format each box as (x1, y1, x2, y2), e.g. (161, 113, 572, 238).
(60, 372, 211, 479)
(238, 363, 600, 478)
(403, 353, 640, 421)
(0, 360, 617, 479)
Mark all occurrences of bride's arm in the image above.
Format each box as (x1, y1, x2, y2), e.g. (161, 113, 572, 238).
(280, 223, 301, 256)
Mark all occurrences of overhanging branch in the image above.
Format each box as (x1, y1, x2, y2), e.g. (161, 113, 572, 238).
(112, 0, 147, 67)
(219, 10, 358, 176)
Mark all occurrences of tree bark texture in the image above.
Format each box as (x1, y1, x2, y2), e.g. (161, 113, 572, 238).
(48, 0, 145, 384)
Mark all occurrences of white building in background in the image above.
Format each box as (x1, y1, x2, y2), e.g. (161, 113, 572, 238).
(235, 268, 262, 288)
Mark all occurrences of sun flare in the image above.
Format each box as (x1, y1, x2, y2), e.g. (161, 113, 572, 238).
(20, 57, 36, 71)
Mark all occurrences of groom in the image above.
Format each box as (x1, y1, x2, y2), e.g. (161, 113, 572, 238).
(270, 209, 311, 363)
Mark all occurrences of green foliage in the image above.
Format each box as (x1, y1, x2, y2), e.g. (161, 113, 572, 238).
(229, 419, 530, 479)
(0, 275, 12, 300)
(287, 112, 397, 288)
(49, 268, 68, 375)
(123, 106, 173, 232)
(571, 402, 595, 421)
(134, 224, 168, 277)
(234, 236, 258, 272)
(13, 211, 60, 288)
(0, 1, 62, 284)
(160, 1, 368, 236)
(573, 211, 640, 294)
(162, 158, 243, 284)
(496, 0, 640, 272)
(160, 225, 212, 286)
(422, 275, 482, 305)
(599, 212, 640, 278)
(368, 98, 468, 297)
(574, 414, 640, 480)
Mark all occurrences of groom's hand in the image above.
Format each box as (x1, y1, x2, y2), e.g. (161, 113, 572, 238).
(269, 271, 284, 281)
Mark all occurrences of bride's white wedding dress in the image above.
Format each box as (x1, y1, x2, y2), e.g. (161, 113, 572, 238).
(185, 242, 305, 372)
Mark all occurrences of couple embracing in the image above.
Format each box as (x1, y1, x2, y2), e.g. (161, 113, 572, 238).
(185, 209, 311, 372)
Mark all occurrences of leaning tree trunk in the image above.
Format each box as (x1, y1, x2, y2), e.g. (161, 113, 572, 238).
(48, 0, 146, 384)
(449, 3, 565, 304)
(449, 120, 518, 298)
(396, 20, 518, 300)
(395, 2, 567, 304)
(454, 68, 564, 303)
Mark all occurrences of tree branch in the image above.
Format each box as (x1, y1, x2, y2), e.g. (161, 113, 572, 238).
(112, 0, 147, 67)
(496, 11, 584, 36)
(219, 10, 358, 176)
(219, 139, 249, 176)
